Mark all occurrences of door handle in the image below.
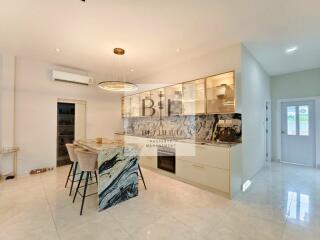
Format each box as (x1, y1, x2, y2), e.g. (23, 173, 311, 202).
(281, 130, 286, 134)
(192, 164, 204, 169)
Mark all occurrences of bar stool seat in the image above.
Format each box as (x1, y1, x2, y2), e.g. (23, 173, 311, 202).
(65, 144, 82, 196)
(73, 148, 98, 215)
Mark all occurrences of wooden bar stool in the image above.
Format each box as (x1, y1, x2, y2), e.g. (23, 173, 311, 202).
(65, 144, 81, 196)
(73, 148, 98, 215)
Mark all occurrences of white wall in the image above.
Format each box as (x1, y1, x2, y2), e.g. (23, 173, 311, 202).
(240, 46, 271, 181)
(0, 54, 16, 174)
(271, 68, 320, 161)
(13, 57, 122, 174)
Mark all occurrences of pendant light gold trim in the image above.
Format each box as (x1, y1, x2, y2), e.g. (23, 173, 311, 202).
(99, 48, 138, 92)
(98, 81, 138, 92)
(113, 48, 125, 55)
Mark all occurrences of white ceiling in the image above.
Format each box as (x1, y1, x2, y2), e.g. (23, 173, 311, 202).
(1, 0, 320, 81)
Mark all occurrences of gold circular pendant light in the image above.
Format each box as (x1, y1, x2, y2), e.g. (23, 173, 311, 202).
(98, 81, 138, 92)
(98, 48, 138, 92)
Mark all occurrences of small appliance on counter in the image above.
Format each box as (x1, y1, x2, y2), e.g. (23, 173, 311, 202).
(214, 119, 241, 143)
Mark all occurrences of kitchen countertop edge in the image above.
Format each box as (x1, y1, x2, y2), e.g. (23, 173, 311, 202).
(114, 133, 241, 148)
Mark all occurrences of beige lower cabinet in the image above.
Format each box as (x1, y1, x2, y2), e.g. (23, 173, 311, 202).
(176, 159, 230, 193)
(176, 142, 242, 198)
(120, 135, 242, 199)
(140, 156, 157, 169)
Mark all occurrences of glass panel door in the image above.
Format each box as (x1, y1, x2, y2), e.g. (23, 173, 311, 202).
(281, 100, 315, 167)
(206, 71, 235, 113)
(165, 84, 183, 116)
(182, 79, 205, 115)
(287, 106, 297, 135)
(299, 105, 309, 136)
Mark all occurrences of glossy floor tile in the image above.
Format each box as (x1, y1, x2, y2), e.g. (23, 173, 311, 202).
(0, 162, 319, 240)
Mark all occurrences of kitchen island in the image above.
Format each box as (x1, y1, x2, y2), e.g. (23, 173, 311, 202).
(76, 139, 139, 211)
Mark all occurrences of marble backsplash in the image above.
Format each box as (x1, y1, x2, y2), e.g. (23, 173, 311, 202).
(123, 114, 242, 142)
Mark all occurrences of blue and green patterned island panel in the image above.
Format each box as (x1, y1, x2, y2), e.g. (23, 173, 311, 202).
(98, 146, 139, 211)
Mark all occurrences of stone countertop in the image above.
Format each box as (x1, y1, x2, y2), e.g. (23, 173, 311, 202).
(76, 139, 125, 152)
(177, 139, 241, 148)
(114, 133, 241, 148)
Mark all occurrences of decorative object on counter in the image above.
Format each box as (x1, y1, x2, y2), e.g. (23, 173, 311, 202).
(96, 137, 103, 144)
(98, 48, 138, 92)
(123, 113, 241, 143)
(214, 119, 241, 143)
(0, 147, 19, 180)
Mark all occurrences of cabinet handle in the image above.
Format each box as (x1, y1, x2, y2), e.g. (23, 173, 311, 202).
(192, 164, 204, 168)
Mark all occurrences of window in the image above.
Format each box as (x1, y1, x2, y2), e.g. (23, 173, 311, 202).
(299, 105, 309, 136)
(287, 106, 296, 135)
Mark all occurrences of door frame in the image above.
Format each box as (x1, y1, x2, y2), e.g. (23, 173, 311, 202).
(276, 97, 320, 168)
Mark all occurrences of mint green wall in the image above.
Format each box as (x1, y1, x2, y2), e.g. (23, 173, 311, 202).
(271, 68, 320, 160)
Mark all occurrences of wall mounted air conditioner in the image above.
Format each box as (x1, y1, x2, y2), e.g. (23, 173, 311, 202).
(51, 70, 94, 85)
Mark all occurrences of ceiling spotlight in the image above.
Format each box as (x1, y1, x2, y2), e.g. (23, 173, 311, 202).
(285, 46, 298, 54)
(55, 48, 61, 53)
(176, 48, 181, 53)
(130, 69, 134, 72)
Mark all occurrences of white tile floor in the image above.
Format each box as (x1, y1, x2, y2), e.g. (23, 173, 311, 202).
(0, 162, 320, 240)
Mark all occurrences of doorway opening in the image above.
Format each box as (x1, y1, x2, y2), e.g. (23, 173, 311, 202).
(280, 100, 316, 167)
(57, 102, 75, 167)
(57, 99, 86, 167)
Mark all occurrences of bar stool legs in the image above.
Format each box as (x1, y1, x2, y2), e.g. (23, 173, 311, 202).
(69, 162, 78, 196)
(94, 171, 98, 184)
(73, 172, 83, 203)
(80, 173, 90, 216)
(138, 164, 147, 190)
(65, 162, 74, 188)
(73, 171, 98, 215)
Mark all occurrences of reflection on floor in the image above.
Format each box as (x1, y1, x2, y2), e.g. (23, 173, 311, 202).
(0, 162, 319, 240)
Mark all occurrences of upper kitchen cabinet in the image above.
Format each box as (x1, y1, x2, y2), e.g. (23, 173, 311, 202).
(182, 79, 205, 115)
(165, 84, 183, 116)
(121, 96, 131, 118)
(150, 88, 166, 118)
(130, 94, 140, 117)
(206, 71, 235, 113)
(140, 91, 153, 117)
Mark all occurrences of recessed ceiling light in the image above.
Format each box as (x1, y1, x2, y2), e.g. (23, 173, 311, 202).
(130, 69, 134, 72)
(176, 48, 181, 53)
(285, 46, 298, 54)
(55, 48, 62, 53)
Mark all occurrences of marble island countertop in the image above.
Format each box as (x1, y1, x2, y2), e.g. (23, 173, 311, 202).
(76, 139, 125, 152)
(114, 133, 241, 148)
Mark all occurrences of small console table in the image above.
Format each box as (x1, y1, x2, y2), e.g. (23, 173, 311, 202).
(0, 147, 19, 180)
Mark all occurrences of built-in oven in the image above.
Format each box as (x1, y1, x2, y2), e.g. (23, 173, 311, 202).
(157, 147, 176, 174)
